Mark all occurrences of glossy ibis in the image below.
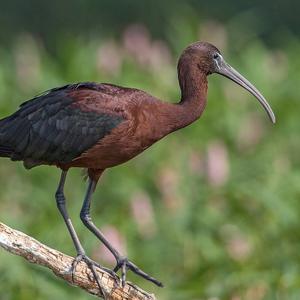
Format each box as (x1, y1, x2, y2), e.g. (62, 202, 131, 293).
(0, 42, 275, 289)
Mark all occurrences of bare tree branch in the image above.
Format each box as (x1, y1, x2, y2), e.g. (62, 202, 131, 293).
(0, 222, 156, 300)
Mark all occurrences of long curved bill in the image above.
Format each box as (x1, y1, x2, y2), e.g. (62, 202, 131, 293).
(216, 57, 276, 123)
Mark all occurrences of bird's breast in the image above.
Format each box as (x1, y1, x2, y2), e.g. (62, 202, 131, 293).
(62, 99, 175, 170)
(67, 114, 162, 169)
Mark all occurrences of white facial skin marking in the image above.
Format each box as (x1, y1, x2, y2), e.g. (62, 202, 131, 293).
(214, 53, 223, 70)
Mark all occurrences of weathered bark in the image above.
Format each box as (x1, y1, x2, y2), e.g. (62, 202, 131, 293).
(0, 222, 156, 300)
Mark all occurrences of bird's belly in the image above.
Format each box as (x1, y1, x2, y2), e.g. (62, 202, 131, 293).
(66, 121, 157, 169)
(70, 140, 150, 169)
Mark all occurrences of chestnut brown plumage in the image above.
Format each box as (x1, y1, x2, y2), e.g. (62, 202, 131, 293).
(0, 42, 275, 289)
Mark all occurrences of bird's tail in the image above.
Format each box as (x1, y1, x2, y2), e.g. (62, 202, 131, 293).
(0, 144, 13, 157)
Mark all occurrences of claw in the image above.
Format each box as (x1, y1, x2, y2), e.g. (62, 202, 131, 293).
(114, 257, 163, 287)
(70, 254, 113, 295)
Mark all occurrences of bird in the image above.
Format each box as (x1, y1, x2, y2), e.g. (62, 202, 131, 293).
(0, 41, 275, 289)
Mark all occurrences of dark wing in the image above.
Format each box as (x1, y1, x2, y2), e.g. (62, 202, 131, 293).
(0, 82, 125, 168)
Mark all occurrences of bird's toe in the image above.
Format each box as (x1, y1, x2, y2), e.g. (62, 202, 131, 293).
(69, 254, 116, 296)
(114, 256, 163, 287)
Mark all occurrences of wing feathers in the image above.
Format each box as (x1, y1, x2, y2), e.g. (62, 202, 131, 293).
(0, 83, 125, 168)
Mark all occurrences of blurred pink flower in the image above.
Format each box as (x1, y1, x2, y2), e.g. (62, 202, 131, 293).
(227, 235, 251, 261)
(123, 24, 152, 66)
(130, 191, 156, 238)
(206, 140, 229, 187)
(221, 224, 252, 261)
(96, 40, 123, 76)
(122, 24, 171, 71)
(92, 225, 126, 265)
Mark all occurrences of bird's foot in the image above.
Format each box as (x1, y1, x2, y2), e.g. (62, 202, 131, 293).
(70, 254, 117, 293)
(114, 256, 163, 287)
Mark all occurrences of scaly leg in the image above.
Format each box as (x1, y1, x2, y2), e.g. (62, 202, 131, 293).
(55, 171, 113, 293)
(80, 178, 163, 287)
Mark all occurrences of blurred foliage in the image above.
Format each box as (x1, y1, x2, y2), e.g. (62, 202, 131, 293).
(0, 0, 299, 50)
(0, 1, 299, 300)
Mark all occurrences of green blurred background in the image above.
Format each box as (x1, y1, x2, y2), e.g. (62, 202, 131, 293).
(0, 1, 299, 299)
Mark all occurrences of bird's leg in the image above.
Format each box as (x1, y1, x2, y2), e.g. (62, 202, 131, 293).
(80, 178, 163, 287)
(55, 171, 111, 293)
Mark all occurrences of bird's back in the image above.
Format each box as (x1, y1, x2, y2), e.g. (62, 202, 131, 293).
(0, 82, 138, 169)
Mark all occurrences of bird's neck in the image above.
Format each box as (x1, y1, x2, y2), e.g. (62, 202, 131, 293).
(174, 61, 208, 129)
(146, 61, 208, 141)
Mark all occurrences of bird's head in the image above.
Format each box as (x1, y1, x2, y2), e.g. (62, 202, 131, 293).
(181, 41, 276, 123)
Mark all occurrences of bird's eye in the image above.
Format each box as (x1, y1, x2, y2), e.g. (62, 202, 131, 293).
(213, 53, 219, 60)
